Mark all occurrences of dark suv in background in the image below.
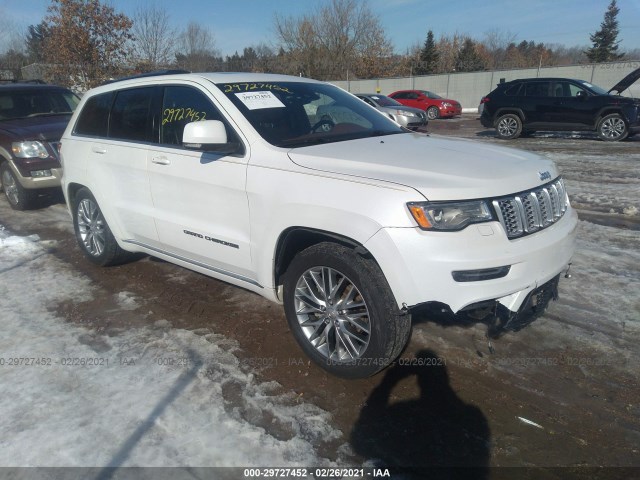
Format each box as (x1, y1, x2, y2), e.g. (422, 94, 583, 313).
(480, 68, 640, 141)
(0, 82, 79, 210)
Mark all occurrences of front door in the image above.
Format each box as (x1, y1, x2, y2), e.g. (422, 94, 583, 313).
(147, 85, 254, 281)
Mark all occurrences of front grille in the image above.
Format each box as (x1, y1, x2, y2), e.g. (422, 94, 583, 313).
(493, 177, 568, 239)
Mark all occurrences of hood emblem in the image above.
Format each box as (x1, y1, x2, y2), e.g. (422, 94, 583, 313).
(539, 170, 551, 181)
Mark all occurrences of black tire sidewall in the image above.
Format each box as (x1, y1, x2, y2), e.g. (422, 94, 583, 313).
(283, 243, 401, 379)
(427, 106, 439, 119)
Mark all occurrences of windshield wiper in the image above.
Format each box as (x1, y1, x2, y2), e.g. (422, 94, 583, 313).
(25, 111, 73, 118)
(278, 137, 328, 148)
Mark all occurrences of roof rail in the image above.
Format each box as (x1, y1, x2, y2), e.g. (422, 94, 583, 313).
(0, 78, 48, 84)
(102, 69, 191, 85)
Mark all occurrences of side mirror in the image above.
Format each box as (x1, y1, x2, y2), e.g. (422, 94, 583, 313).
(183, 120, 239, 154)
(576, 91, 587, 100)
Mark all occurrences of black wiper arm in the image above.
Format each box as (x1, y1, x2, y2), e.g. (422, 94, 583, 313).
(278, 137, 328, 148)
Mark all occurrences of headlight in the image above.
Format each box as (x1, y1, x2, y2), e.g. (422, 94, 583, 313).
(441, 102, 452, 108)
(392, 109, 417, 117)
(407, 200, 494, 231)
(12, 141, 50, 159)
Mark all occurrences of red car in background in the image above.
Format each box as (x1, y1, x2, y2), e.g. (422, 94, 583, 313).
(388, 90, 462, 119)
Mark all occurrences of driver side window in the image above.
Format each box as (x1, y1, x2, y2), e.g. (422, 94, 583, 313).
(161, 86, 237, 147)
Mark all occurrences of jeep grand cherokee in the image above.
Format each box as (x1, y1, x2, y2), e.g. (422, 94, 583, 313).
(60, 72, 577, 378)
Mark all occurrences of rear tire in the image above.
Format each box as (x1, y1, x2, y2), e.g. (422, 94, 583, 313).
(72, 188, 134, 266)
(1, 162, 37, 210)
(597, 113, 628, 141)
(283, 242, 411, 379)
(496, 114, 523, 139)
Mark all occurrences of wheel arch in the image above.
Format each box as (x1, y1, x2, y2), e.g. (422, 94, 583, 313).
(273, 227, 372, 290)
(494, 108, 526, 125)
(66, 182, 87, 208)
(594, 108, 627, 127)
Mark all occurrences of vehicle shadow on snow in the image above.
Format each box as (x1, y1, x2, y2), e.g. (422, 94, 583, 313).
(351, 349, 490, 479)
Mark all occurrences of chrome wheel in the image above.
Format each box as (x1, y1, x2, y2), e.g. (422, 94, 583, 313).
(1, 168, 19, 206)
(427, 106, 439, 120)
(599, 115, 626, 140)
(497, 117, 518, 137)
(76, 198, 106, 257)
(294, 266, 371, 361)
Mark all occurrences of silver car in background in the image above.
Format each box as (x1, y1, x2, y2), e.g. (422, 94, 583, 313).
(356, 93, 428, 130)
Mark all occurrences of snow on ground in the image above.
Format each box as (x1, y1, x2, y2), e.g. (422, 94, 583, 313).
(545, 152, 640, 217)
(0, 229, 344, 467)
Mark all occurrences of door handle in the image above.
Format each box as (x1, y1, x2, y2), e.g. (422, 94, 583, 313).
(91, 146, 107, 154)
(151, 156, 171, 165)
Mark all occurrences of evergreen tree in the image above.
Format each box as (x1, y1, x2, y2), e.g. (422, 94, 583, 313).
(585, 0, 624, 62)
(454, 38, 486, 72)
(414, 30, 438, 75)
(25, 22, 48, 63)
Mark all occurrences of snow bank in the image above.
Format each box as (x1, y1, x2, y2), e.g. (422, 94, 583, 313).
(0, 229, 342, 467)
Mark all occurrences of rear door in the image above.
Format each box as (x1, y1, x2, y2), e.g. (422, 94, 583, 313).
(146, 84, 254, 281)
(75, 87, 159, 245)
(522, 80, 553, 125)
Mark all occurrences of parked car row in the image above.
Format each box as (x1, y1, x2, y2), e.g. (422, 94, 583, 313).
(2, 69, 636, 378)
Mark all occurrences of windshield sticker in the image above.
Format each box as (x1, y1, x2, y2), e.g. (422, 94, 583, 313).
(235, 91, 285, 110)
(223, 83, 291, 94)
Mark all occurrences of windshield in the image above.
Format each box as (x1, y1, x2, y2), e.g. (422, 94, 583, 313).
(368, 95, 402, 107)
(217, 81, 405, 148)
(577, 81, 609, 96)
(0, 90, 79, 120)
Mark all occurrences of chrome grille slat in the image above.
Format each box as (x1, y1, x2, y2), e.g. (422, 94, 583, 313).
(493, 178, 568, 239)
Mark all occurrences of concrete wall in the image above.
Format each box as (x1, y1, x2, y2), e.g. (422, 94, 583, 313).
(333, 60, 640, 109)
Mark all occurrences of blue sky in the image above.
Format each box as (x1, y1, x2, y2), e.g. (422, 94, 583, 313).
(1, 0, 639, 56)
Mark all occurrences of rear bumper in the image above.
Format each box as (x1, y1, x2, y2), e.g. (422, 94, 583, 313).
(480, 114, 493, 128)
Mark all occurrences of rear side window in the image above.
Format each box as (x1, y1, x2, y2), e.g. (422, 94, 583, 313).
(74, 92, 114, 137)
(524, 82, 551, 97)
(504, 83, 522, 96)
(109, 88, 154, 142)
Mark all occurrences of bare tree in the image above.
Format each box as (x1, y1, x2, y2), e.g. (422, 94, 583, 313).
(175, 22, 219, 72)
(42, 0, 133, 90)
(481, 29, 517, 69)
(132, 2, 176, 69)
(436, 33, 464, 73)
(274, 0, 393, 80)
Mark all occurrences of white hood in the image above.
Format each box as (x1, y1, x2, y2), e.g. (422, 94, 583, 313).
(287, 133, 559, 201)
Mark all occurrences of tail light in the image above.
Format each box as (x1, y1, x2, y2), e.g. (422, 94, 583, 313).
(480, 97, 490, 104)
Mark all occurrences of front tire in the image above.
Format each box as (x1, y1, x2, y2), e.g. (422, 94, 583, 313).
(426, 106, 440, 120)
(597, 114, 628, 141)
(73, 188, 133, 266)
(1, 162, 37, 210)
(283, 242, 411, 379)
(496, 113, 523, 139)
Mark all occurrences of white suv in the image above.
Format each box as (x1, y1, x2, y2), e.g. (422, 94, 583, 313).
(60, 72, 577, 378)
